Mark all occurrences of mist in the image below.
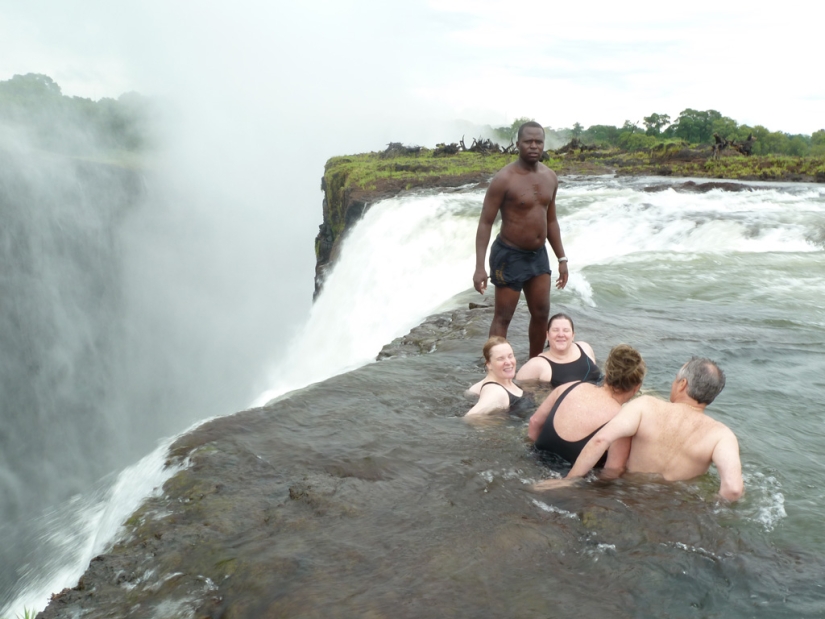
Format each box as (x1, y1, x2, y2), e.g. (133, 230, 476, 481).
(0, 0, 474, 565)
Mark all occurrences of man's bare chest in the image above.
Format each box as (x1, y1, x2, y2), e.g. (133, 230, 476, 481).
(504, 179, 555, 210)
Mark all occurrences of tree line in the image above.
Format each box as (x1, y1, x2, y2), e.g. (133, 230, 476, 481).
(491, 111, 825, 157)
(0, 73, 158, 156)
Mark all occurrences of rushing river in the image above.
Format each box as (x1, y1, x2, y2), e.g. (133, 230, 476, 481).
(4, 176, 825, 617)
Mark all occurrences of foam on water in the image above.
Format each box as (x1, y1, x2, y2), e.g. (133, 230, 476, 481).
(560, 185, 822, 268)
(740, 471, 787, 532)
(531, 499, 579, 519)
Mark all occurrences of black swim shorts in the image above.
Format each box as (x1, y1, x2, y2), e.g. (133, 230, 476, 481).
(489, 235, 551, 292)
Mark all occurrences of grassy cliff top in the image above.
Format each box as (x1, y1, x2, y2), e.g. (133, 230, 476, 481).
(324, 149, 520, 194)
(325, 145, 825, 197)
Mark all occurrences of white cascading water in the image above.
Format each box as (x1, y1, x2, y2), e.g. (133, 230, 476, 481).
(252, 191, 488, 405)
(3, 435, 184, 616)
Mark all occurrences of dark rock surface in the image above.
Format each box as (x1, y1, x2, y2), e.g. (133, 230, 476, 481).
(35, 297, 825, 619)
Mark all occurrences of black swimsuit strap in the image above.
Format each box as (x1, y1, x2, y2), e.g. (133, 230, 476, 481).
(548, 380, 583, 417)
(480, 381, 521, 398)
(541, 343, 585, 366)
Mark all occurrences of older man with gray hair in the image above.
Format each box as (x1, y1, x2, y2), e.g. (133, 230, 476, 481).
(538, 357, 744, 501)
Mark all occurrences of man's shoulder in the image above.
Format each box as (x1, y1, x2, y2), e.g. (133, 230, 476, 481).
(629, 394, 665, 410)
(706, 416, 737, 439)
(494, 161, 557, 178)
(489, 163, 518, 186)
(537, 162, 558, 178)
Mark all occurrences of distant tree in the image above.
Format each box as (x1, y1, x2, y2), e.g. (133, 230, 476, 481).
(571, 122, 583, 139)
(0, 73, 62, 100)
(670, 108, 722, 144)
(812, 129, 825, 156)
(0, 73, 156, 155)
(618, 131, 658, 152)
(621, 120, 640, 134)
(582, 124, 620, 145)
(787, 135, 810, 157)
(491, 116, 536, 143)
(710, 115, 739, 140)
(642, 113, 670, 136)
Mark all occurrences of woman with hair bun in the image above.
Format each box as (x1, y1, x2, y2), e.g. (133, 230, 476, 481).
(516, 313, 601, 388)
(466, 336, 532, 417)
(528, 344, 645, 467)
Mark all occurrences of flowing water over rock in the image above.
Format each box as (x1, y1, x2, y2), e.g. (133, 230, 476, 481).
(4, 176, 825, 617)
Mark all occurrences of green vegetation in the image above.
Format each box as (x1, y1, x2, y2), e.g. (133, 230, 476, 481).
(322, 149, 527, 239)
(485, 109, 824, 157)
(325, 150, 518, 192)
(0, 73, 158, 163)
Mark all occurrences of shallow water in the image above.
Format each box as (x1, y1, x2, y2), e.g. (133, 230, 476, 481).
(106, 328, 824, 618)
(5, 176, 825, 617)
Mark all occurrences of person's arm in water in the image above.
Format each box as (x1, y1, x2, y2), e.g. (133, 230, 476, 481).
(712, 429, 744, 501)
(527, 387, 561, 442)
(473, 173, 508, 294)
(545, 180, 568, 290)
(600, 437, 632, 479)
(466, 383, 509, 417)
(566, 399, 645, 478)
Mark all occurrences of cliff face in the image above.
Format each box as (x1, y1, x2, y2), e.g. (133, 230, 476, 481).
(312, 152, 507, 297)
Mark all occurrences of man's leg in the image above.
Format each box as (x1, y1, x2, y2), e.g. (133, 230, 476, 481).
(490, 285, 521, 339)
(522, 274, 551, 358)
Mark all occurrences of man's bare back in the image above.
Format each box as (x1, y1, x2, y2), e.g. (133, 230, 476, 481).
(610, 396, 740, 483)
(540, 357, 744, 501)
(473, 122, 568, 358)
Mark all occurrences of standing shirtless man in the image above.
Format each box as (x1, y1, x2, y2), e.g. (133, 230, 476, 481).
(473, 121, 568, 358)
(538, 357, 744, 502)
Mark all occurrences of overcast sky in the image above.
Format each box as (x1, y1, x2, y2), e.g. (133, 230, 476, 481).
(1, 0, 822, 137)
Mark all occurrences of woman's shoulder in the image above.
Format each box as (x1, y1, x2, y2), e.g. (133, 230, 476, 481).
(576, 341, 595, 355)
(467, 378, 495, 396)
(465, 380, 511, 416)
(515, 355, 552, 381)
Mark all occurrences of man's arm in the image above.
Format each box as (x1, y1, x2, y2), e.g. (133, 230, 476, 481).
(600, 436, 632, 479)
(473, 174, 507, 294)
(544, 178, 568, 290)
(712, 429, 744, 501)
(566, 399, 645, 478)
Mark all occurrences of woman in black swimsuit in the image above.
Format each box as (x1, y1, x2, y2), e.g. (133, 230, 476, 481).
(466, 336, 532, 417)
(527, 344, 645, 466)
(516, 313, 601, 388)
